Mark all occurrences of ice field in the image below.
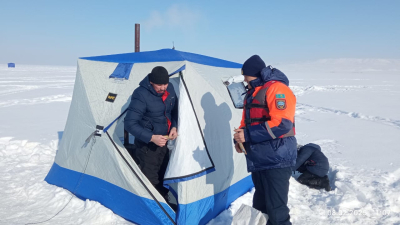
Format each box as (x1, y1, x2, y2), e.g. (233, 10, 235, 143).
(0, 61, 399, 225)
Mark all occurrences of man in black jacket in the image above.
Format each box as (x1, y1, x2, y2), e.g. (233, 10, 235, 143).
(293, 143, 331, 191)
(124, 66, 178, 200)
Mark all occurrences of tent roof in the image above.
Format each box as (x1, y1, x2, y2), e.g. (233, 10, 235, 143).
(80, 49, 242, 69)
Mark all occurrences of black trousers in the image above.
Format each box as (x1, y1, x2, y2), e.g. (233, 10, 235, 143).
(252, 167, 292, 225)
(134, 139, 170, 199)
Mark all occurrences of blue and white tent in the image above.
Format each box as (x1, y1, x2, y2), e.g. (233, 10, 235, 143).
(8, 63, 15, 68)
(45, 49, 253, 225)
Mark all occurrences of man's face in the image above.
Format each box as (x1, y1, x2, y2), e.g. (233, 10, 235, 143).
(243, 75, 257, 89)
(150, 82, 168, 94)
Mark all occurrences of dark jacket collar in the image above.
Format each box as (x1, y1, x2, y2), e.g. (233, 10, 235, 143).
(248, 66, 290, 90)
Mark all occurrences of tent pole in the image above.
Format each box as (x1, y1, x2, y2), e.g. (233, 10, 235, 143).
(106, 132, 176, 224)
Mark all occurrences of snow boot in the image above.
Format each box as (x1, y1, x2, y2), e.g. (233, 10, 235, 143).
(298, 171, 332, 192)
(308, 175, 331, 191)
(297, 170, 316, 185)
(321, 175, 331, 192)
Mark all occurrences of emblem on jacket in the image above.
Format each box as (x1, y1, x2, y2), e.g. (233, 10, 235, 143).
(276, 99, 286, 110)
(106, 93, 117, 102)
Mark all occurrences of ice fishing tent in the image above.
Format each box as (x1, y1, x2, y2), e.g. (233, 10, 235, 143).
(45, 49, 253, 225)
(8, 63, 15, 68)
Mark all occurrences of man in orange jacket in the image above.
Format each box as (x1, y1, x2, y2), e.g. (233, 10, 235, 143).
(234, 55, 297, 225)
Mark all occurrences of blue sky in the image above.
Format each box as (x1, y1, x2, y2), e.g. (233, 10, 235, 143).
(1, 1, 399, 66)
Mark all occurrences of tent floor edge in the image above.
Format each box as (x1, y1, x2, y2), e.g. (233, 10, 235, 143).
(44, 162, 176, 225)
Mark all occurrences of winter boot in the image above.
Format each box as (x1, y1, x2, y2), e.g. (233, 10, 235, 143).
(298, 171, 332, 192)
(308, 175, 331, 191)
(308, 177, 322, 187)
(321, 175, 331, 192)
(307, 176, 332, 191)
(297, 170, 316, 185)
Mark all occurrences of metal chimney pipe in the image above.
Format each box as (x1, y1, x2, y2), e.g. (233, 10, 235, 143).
(125, 23, 141, 146)
(135, 24, 140, 52)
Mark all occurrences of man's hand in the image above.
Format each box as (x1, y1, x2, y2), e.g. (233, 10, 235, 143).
(169, 127, 178, 140)
(235, 143, 243, 153)
(233, 128, 245, 143)
(151, 135, 168, 147)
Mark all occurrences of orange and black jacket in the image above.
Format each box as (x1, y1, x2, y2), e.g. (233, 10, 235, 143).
(239, 66, 297, 172)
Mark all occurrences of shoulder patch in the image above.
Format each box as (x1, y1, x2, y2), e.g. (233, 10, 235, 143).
(275, 99, 286, 110)
(276, 94, 285, 99)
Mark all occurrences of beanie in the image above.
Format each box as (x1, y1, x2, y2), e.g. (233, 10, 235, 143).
(241, 55, 266, 77)
(148, 66, 169, 84)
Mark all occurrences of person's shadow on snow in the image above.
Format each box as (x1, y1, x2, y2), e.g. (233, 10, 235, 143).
(199, 92, 234, 224)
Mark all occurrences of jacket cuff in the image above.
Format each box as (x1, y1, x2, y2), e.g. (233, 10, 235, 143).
(171, 120, 177, 129)
(244, 128, 250, 143)
(140, 130, 153, 144)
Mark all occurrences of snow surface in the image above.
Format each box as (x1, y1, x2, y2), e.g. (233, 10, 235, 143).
(1, 62, 399, 225)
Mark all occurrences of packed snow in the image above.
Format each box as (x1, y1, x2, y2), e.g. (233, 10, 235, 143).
(1, 62, 399, 225)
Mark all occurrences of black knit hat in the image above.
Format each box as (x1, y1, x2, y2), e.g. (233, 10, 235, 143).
(148, 66, 169, 84)
(241, 55, 266, 77)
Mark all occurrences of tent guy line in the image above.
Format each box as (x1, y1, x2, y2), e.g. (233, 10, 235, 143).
(25, 134, 97, 225)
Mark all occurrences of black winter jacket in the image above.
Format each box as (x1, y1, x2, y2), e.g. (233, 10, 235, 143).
(293, 143, 329, 177)
(124, 76, 178, 143)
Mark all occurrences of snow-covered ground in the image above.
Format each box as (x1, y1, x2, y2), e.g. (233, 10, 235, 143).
(1, 62, 399, 225)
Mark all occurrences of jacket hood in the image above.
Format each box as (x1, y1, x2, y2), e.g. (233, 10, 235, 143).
(249, 66, 290, 88)
(261, 66, 289, 86)
(139, 75, 163, 97)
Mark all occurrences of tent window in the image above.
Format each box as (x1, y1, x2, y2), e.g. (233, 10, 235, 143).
(109, 63, 134, 80)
